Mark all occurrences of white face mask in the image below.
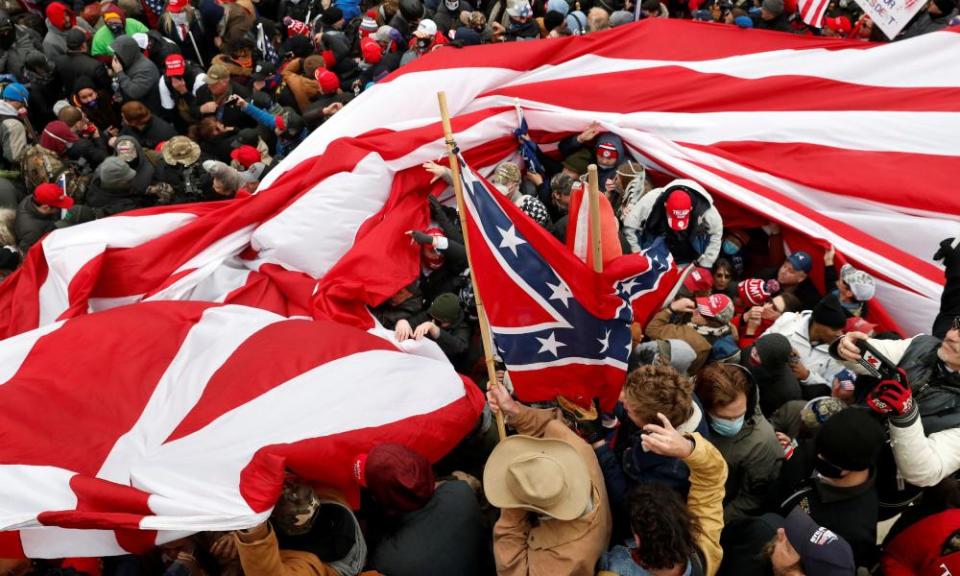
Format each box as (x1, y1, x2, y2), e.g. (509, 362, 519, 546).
(170, 12, 188, 25)
(444, 0, 459, 9)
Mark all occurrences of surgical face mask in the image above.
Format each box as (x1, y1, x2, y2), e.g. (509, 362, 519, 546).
(709, 414, 744, 437)
(722, 239, 740, 255)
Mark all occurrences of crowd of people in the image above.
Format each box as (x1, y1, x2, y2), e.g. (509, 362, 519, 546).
(0, 0, 958, 572)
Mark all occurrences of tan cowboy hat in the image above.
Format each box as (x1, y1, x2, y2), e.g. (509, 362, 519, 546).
(483, 434, 591, 521)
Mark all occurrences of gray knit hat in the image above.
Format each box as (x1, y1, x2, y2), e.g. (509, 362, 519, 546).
(609, 10, 634, 26)
(98, 156, 137, 187)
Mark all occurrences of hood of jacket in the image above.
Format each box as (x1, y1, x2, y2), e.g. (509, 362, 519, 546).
(663, 178, 715, 207)
(110, 34, 141, 68)
(596, 131, 625, 182)
(0, 100, 20, 117)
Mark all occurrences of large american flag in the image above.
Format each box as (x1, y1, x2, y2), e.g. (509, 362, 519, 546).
(0, 302, 483, 558)
(0, 19, 955, 555)
(458, 155, 673, 410)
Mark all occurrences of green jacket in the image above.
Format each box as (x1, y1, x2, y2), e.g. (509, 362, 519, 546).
(91, 19, 149, 57)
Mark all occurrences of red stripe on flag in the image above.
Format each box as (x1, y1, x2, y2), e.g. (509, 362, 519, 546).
(388, 19, 872, 81)
(480, 66, 960, 113)
(239, 378, 486, 511)
(166, 319, 398, 443)
(680, 140, 960, 216)
(0, 242, 48, 339)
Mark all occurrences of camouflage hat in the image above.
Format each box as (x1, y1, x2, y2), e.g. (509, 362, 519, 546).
(272, 479, 321, 536)
(205, 63, 230, 84)
(428, 293, 461, 325)
(800, 396, 847, 433)
(162, 136, 201, 167)
(492, 162, 521, 185)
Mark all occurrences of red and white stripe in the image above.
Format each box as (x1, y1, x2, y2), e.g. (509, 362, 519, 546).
(0, 302, 484, 558)
(798, 0, 830, 28)
(0, 20, 955, 339)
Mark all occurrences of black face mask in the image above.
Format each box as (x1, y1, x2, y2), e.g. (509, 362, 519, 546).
(815, 457, 847, 479)
(107, 22, 123, 36)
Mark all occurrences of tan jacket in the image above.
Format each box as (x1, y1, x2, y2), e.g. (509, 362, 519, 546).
(280, 58, 320, 115)
(645, 308, 712, 373)
(493, 405, 613, 576)
(684, 433, 727, 576)
(235, 522, 340, 576)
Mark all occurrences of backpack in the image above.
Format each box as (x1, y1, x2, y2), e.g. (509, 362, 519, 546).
(20, 145, 87, 202)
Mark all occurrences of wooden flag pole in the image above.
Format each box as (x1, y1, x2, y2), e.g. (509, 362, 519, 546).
(437, 91, 507, 442)
(587, 164, 604, 273)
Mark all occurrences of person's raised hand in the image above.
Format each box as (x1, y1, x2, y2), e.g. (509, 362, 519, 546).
(824, 244, 836, 266)
(837, 331, 870, 362)
(641, 413, 694, 459)
(576, 121, 602, 144)
(670, 297, 696, 314)
(422, 161, 446, 184)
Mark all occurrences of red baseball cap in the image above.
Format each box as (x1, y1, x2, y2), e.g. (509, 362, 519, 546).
(165, 54, 186, 77)
(230, 144, 261, 168)
(34, 182, 74, 209)
(683, 267, 713, 294)
(166, 0, 188, 12)
(845, 316, 877, 335)
(696, 293, 734, 324)
(314, 68, 340, 95)
(665, 188, 692, 231)
(824, 15, 851, 35)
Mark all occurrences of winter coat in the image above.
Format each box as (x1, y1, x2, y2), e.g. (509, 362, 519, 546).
(622, 179, 723, 267)
(0, 24, 43, 79)
(899, 7, 958, 39)
(493, 404, 612, 576)
(235, 492, 366, 576)
(192, 81, 253, 129)
(645, 308, 737, 374)
(756, 12, 792, 33)
(114, 136, 159, 196)
(833, 335, 960, 487)
(111, 35, 162, 113)
(15, 194, 58, 252)
(881, 509, 960, 576)
(598, 399, 709, 519)
(85, 175, 140, 215)
(708, 379, 783, 522)
(0, 101, 30, 167)
(598, 433, 726, 576)
(218, 0, 257, 45)
(42, 18, 93, 60)
(53, 49, 110, 92)
(91, 18, 149, 58)
(767, 310, 845, 397)
(369, 480, 485, 576)
(279, 58, 321, 114)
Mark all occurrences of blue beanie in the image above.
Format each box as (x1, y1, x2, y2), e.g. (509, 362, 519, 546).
(2, 82, 28, 104)
(734, 15, 754, 27)
(547, 0, 569, 15)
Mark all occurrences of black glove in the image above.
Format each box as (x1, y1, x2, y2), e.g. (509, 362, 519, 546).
(409, 230, 434, 246)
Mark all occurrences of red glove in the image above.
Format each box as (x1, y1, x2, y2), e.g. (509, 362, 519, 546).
(866, 368, 914, 417)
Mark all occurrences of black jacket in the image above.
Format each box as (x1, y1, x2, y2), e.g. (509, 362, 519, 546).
(119, 116, 178, 152)
(368, 481, 486, 576)
(15, 195, 59, 252)
(54, 50, 111, 92)
(191, 81, 254, 130)
(85, 176, 142, 216)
